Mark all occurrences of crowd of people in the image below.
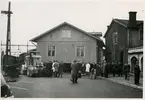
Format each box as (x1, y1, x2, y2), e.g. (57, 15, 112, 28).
(69, 60, 141, 85)
(44, 60, 141, 85)
(43, 60, 64, 78)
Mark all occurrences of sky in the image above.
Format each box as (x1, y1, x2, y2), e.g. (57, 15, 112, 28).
(0, 0, 145, 56)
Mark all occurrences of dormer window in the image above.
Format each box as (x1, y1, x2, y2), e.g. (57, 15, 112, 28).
(61, 30, 71, 38)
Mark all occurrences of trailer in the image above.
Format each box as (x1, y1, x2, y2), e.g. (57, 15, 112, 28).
(2, 55, 21, 78)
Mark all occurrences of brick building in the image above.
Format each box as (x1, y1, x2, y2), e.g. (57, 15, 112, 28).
(104, 12, 143, 72)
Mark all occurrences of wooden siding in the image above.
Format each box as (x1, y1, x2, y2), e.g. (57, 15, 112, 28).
(37, 25, 97, 63)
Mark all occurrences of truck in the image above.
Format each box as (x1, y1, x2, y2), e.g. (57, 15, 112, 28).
(25, 51, 44, 77)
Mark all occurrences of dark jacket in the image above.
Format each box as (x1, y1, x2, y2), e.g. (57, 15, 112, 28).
(54, 62, 59, 72)
(124, 64, 130, 72)
(134, 65, 140, 74)
(71, 63, 79, 76)
(59, 62, 64, 72)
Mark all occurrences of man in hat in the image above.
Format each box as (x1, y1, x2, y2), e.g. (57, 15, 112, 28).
(70, 60, 80, 83)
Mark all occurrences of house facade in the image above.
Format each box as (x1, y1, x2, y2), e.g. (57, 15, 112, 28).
(104, 12, 143, 72)
(30, 22, 104, 64)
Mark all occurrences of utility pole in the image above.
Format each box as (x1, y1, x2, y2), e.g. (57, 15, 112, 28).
(1, 2, 13, 66)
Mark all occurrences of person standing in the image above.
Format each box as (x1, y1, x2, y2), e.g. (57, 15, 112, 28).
(58, 61, 64, 78)
(118, 62, 123, 77)
(100, 63, 103, 77)
(124, 63, 130, 80)
(95, 63, 99, 76)
(102, 61, 107, 77)
(77, 61, 82, 78)
(54, 61, 59, 77)
(85, 62, 91, 78)
(90, 62, 95, 79)
(52, 61, 55, 77)
(134, 61, 140, 85)
(70, 60, 79, 83)
(81, 61, 85, 74)
(104, 62, 109, 78)
(112, 61, 116, 77)
(46, 61, 53, 77)
(93, 62, 97, 79)
(115, 62, 119, 77)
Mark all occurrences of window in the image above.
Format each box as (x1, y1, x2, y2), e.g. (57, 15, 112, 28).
(112, 32, 118, 45)
(48, 46, 55, 56)
(76, 46, 84, 57)
(62, 30, 71, 38)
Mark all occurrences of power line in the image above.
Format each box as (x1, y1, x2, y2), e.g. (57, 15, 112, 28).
(1, 44, 35, 46)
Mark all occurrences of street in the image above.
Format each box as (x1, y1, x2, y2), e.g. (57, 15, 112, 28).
(8, 74, 142, 98)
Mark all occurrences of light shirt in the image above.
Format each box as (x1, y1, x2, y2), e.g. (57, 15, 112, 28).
(52, 62, 55, 72)
(86, 63, 90, 72)
(52, 62, 55, 68)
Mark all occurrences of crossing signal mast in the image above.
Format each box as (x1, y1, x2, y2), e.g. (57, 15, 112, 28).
(1, 1, 13, 65)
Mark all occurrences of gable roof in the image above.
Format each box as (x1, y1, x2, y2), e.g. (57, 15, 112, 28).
(104, 19, 143, 38)
(30, 22, 103, 43)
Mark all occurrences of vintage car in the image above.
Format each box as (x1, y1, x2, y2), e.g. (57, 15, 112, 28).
(25, 51, 44, 77)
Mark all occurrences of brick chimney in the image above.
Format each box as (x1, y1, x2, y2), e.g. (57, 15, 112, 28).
(128, 11, 137, 27)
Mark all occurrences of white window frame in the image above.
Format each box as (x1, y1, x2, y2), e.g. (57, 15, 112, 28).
(48, 46, 56, 57)
(75, 46, 85, 57)
(61, 30, 71, 38)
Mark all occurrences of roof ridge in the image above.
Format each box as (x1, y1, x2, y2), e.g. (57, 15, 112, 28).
(115, 18, 143, 22)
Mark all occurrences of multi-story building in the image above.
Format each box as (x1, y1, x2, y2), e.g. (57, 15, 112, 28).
(104, 11, 143, 72)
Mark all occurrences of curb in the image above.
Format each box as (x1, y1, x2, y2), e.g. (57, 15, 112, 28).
(98, 76, 143, 90)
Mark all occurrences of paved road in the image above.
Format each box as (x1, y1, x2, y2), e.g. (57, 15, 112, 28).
(8, 74, 142, 98)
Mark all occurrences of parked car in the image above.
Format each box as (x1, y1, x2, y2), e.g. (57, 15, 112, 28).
(1, 72, 14, 98)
